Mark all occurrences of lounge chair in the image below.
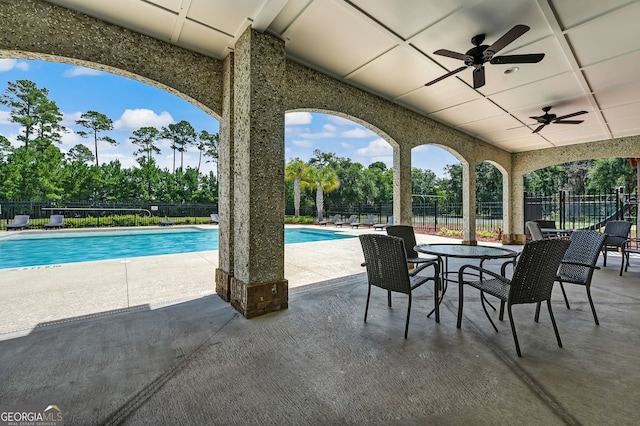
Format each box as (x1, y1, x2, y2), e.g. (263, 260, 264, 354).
(352, 214, 374, 228)
(319, 214, 340, 226)
(373, 216, 393, 230)
(210, 213, 219, 224)
(6, 215, 30, 231)
(335, 214, 357, 227)
(44, 214, 65, 229)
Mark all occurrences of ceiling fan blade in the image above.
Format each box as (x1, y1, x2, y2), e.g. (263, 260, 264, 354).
(485, 24, 530, 55)
(532, 125, 545, 133)
(473, 66, 485, 89)
(554, 110, 588, 120)
(425, 66, 467, 86)
(490, 53, 545, 64)
(554, 120, 584, 124)
(433, 49, 467, 61)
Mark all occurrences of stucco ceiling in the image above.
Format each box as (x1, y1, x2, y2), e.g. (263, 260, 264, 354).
(46, 0, 640, 154)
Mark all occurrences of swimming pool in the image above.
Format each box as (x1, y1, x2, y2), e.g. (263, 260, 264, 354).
(0, 227, 355, 269)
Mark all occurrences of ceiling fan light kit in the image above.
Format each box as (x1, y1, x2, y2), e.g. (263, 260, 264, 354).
(425, 24, 545, 89)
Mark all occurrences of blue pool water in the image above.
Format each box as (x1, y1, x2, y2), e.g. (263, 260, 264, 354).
(0, 227, 354, 269)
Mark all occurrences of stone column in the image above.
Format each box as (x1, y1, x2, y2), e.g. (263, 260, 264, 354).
(509, 172, 527, 244)
(215, 54, 235, 301)
(462, 161, 477, 245)
(393, 145, 413, 225)
(500, 171, 514, 244)
(230, 28, 287, 318)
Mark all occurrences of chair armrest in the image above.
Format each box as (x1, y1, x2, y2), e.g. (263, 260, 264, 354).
(458, 264, 510, 284)
(500, 252, 521, 277)
(622, 238, 640, 250)
(410, 259, 440, 278)
(561, 260, 600, 270)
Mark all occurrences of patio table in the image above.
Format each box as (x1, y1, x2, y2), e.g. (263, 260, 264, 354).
(414, 243, 519, 316)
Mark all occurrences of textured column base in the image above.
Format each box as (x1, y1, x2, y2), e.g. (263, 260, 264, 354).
(230, 278, 288, 319)
(461, 240, 478, 246)
(502, 234, 526, 245)
(215, 268, 232, 302)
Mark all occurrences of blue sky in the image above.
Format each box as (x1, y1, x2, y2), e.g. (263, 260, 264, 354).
(0, 59, 458, 176)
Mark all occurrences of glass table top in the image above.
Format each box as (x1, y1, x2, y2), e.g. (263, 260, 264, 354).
(414, 243, 518, 259)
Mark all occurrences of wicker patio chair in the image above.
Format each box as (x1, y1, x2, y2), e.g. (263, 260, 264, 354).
(386, 225, 437, 267)
(457, 238, 570, 357)
(359, 234, 440, 338)
(602, 221, 632, 267)
(535, 230, 607, 325)
(620, 237, 640, 276)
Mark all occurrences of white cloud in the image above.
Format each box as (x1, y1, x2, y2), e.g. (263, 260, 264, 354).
(113, 109, 174, 130)
(0, 59, 29, 72)
(62, 111, 82, 127)
(285, 111, 312, 125)
(357, 138, 392, 157)
(327, 115, 356, 126)
(340, 127, 372, 138)
(63, 66, 103, 77)
(0, 110, 12, 125)
(60, 129, 82, 147)
(292, 139, 314, 148)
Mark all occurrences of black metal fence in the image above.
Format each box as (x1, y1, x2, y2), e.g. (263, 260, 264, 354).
(1, 200, 218, 229)
(524, 190, 638, 232)
(319, 199, 504, 234)
(3, 190, 636, 234)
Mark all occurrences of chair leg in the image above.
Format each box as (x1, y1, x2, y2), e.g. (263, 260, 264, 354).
(499, 301, 505, 321)
(603, 248, 607, 266)
(534, 301, 541, 322)
(559, 282, 570, 309)
(405, 294, 412, 339)
(457, 280, 464, 329)
(480, 291, 499, 332)
(626, 251, 631, 272)
(388, 290, 392, 308)
(433, 276, 440, 324)
(507, 305, 522, 357)
(364, 286, 372, 323)
(620, 251, 627, 276)
(547, 299, 563, 349)
(586, 286, 599, 325)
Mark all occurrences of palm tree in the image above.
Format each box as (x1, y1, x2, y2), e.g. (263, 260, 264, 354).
(302, 166, 340, 222)
(285, 159, 308, 217)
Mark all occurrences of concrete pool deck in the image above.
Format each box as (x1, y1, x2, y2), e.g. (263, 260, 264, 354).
(0, 224, 471, 336)
(1, 225, 640, 424)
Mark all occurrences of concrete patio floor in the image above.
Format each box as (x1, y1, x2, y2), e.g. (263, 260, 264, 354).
(1, 226, 639, 425)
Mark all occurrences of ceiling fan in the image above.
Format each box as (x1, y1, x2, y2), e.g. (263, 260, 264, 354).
(529, 106, 588, 133)
(425, 24, 544, 89)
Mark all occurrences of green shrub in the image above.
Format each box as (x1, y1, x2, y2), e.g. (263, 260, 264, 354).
(284, 216, 315, 224)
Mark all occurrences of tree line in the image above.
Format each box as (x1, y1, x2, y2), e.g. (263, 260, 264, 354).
(288, 151, 638, 219)
(0, 79, 219, 202)
(0, 79, 635, 208)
